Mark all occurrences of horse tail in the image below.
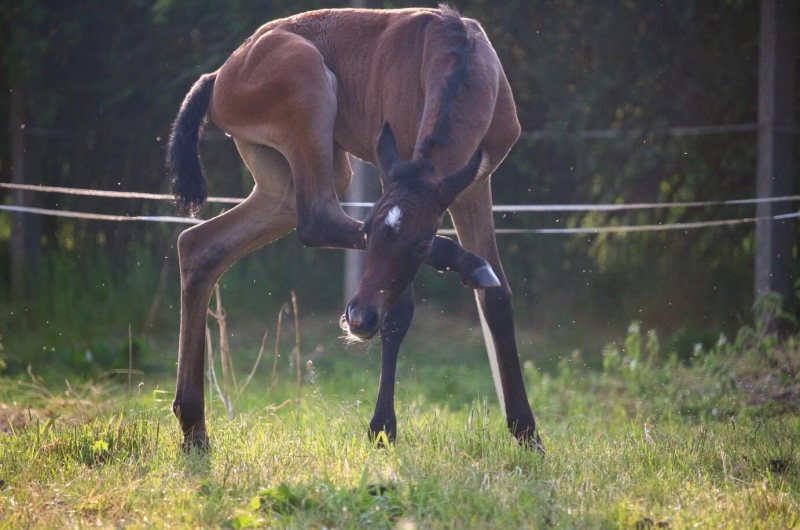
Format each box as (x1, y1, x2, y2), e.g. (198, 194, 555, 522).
(167, 72, 217, 217)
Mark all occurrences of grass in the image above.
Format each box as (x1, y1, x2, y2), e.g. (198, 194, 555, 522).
(1, 305, 799, 528)
(1, 386, 798, 529)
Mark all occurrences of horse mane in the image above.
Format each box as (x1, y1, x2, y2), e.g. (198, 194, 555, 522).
(418, 4, 476, 159)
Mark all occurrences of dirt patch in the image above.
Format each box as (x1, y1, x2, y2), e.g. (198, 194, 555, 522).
(0, 403, 45, 433)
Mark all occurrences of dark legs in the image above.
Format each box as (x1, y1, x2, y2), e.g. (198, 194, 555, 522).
(477, 286, 540, 449)
(368, 286, 415, 444)
(428, 236, 500, 289)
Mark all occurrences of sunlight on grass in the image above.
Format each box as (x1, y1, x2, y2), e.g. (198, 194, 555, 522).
(1, 302, 799, 528)
(1, 372, 798, 528)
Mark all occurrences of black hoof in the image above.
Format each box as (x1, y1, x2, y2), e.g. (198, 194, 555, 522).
(368, 421, 396, 448)
(530, 434, 545, 455)
(463, 264, 501, 289)
(181, 429, 210, 453)
(515, 430, 544, 455)
(510, 421, 544, 454)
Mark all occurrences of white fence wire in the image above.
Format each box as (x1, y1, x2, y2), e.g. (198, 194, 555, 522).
(1, 182, 798, 235)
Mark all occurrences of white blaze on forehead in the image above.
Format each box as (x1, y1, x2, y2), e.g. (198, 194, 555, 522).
(384, 205, 403, 231)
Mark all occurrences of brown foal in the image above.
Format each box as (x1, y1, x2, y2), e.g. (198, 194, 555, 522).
(167, 6, 541, 452)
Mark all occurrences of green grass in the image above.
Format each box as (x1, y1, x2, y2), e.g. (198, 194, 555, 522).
(1, 387, 798, 529)
(1, 312, 799, 529)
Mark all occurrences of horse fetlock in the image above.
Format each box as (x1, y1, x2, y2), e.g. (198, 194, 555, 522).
(173, 399, 205, 435)
(518, 431, 545, 455)
(295, 217, 323, 247)
(297, 202, 363, 249)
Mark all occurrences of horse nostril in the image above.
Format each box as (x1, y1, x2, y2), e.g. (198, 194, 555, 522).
(345, 303, 380, 337)
(346, 302, 360, 327)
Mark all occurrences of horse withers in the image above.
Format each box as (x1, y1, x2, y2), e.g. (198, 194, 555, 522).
(167, 6, 542, 452)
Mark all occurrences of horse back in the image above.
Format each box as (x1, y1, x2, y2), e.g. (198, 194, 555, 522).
(211, 8, 511, 173)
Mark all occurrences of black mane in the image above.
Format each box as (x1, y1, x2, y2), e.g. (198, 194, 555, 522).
(418, 4, 476, 159)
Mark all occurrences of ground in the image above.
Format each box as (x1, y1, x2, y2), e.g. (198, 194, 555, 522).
(0, 309, 798, 528)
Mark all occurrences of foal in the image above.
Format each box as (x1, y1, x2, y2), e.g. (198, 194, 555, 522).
(168, 6, 541, 451)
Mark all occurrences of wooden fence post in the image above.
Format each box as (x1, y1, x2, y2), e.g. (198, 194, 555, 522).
(10, 85, 27, 299)
(9, 85, 42, 300)
(343, 0, 378, 305)
(343, 157, 379, 303)
(754, 0, 798, 313)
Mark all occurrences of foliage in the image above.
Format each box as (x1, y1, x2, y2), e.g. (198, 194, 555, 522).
(0, 1, 797, 369)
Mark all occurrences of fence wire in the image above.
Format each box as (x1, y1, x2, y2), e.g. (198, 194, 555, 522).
(2, 182, 799, 213)
(1, 196, 798, 235)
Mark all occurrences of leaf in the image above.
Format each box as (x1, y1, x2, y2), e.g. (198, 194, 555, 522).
(253, 483, 317, 515)
(225, 513, 265, 530)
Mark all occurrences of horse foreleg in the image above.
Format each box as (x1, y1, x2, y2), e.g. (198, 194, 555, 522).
(427, 235, 500, 289)
(291, 151, 498, 287)
(369, 285, 414, 445)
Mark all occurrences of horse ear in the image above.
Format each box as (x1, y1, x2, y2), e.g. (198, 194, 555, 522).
(436, 149, 483, 211)
(376, 122, 401, 175)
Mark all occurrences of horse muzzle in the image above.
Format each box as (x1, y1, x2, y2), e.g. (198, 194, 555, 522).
(345, 300, 384, 339)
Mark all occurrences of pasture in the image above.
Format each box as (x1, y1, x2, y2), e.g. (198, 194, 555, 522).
(1, 2, 798, 528)
(1, 308, 798, 529)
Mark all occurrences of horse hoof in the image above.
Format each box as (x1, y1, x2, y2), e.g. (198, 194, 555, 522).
(517, 432, 545, 455)
(181, 430, 210, 453)
(531, 434, 545, 455)
(368, 423, 396, 448)
(465, 264, 501, 289)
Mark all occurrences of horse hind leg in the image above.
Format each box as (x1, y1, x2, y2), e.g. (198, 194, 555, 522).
(173, 142, 296, 451)
(448, 177, 542, 453)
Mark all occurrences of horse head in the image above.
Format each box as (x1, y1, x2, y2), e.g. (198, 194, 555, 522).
(344, 123, 482, 339)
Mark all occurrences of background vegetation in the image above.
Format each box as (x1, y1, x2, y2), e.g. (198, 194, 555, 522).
(0, 0, 797, 375)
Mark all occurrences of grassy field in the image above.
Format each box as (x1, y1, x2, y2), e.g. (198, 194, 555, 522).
(1, 309, 799, 529)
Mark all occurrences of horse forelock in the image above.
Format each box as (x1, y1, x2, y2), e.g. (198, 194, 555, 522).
(387, 159, 433, 183)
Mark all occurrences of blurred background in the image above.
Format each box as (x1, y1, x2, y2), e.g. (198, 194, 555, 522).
(0, 0, 798, 381)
